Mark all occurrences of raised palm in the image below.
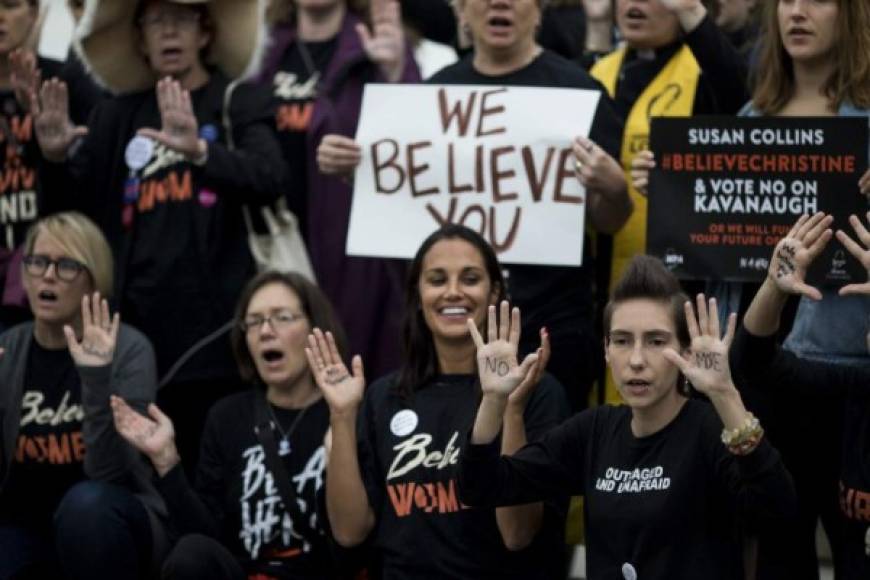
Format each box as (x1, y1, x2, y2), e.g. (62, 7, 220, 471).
(64, 292, 119, 367)
(469, 302, 539, 399)
(32, 79, 88, 162)
(836, 211, 870, 296)
(768, 212, 833, 300)
(306, 328, 365, 415)
(137, 77, 201, 158)
(356, 0, 405, 82)
(111, 396, 176, 461)
(663, 294, 736, 397)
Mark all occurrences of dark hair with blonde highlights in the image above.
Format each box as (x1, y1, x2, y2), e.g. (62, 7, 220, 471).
(752, 0, 870, 114)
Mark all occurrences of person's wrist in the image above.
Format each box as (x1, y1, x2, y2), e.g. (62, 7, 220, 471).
(190, 138, 208, 166)
(329, 405, 360, 425)
(152, 445, 180, 478)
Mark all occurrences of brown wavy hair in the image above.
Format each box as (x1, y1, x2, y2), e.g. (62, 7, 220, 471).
(752, 0, 870, 114)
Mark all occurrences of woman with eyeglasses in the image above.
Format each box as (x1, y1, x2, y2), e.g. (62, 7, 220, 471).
(112, 271, 343, 580)
(0, 212, 168, 579)
(27, 0, 289, 473)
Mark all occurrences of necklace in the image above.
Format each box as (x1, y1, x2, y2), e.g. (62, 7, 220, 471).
(295, 39, 318, 79)
(267, 398, 315, 456)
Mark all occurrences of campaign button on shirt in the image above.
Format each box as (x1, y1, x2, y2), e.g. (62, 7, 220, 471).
(390, 409, 418, 437)
(125, 135, 155, 171)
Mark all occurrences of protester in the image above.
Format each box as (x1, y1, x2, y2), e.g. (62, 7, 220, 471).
(112, 271, 340, 579)
(711, 0, 760, 60)
(591, 0, 748, 319)
(458, 254, 797, 579)
(309, 224, 570, 578)
(0, 0, 100, 331)
(29, 0, 288, 470)
(257, 0, 419, 381)
(0, 212, 167, 579)
(318, 0, 630, 413)
(734, 211, 870, 579)
(579, 0, 615, 70)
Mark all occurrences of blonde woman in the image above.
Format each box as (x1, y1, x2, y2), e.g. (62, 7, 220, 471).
(0, 212, 166, 579)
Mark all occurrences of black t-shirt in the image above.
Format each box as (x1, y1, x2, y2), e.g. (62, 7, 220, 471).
(273, 38, 338, 238)
(0, 338, 84, 531)
(159, 390, 334, 579)
(0, 58, 100, 328)
(120, 77, 267, 379)
(460, 399, 795, 580)
(357, 372, 569, 579)
(428, 51, 624, 347)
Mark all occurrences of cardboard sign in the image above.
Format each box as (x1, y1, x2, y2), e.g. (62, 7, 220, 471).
(346, 84, 602, 266)
(648, 116, 869, 284)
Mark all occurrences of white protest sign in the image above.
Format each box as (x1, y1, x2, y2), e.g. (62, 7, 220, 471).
(346, 84, 601, 266)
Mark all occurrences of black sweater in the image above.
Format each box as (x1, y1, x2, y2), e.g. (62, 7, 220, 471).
(732, 326, 870, 579)
(610, 15, 749, 121)
(459, 399, 797, 580)
(39, 73, 288, 382)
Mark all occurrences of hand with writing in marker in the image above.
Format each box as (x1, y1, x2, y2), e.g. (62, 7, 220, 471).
(317, 134, 362, 179)
(767, 212, 833, 300)
(663, 294, 737, 398)
(468, 301, 540, 399)
(836, 211, 870, 296)
(306, 328, 365, 418)
(111, 396, 180, 477)
(10, 48, 41, 111)
(138, 77, 205, 161)
(506, 327, 550, 412)
(630, 150, 655, 197)
(31, 78, 89, 163)
(357, 0, 406, 83)
(64, 292, 119, 368)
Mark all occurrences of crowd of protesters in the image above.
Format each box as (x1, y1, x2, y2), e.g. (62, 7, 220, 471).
(0, 0, 868, 579)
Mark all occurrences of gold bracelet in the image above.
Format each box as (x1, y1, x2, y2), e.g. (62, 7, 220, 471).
(721, 413, 761, 447)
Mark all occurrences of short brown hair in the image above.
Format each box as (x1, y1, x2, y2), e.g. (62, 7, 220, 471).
(230, 271, 347, 385)
(752, 0, 870, 114)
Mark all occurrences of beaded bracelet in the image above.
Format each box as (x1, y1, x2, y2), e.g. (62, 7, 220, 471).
(721, 413, 764, 455)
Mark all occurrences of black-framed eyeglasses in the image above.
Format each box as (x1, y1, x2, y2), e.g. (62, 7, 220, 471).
(23, 255, 88, 282)
(240, 310, 306, 333)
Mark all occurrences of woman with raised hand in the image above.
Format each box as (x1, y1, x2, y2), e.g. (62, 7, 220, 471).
(0, 212, 165, 579)
(30, 0, 289, 472)
(0, 0, 101, 331)
(733, 211, 870, 579)
(308, 224, 570, 579)
(318, 0, 629, 417)
(112, 271, 341, 580)
(256, 0, 419, 382)
(458, 254, 796, 580)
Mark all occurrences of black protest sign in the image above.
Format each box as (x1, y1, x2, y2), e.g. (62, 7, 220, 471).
(648, 116, 868, 284)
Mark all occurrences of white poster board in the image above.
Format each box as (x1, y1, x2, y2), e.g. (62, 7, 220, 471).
(346, 84, 601, 266)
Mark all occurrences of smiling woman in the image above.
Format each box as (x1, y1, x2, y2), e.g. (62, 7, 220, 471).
(308, 224, 571, 578)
